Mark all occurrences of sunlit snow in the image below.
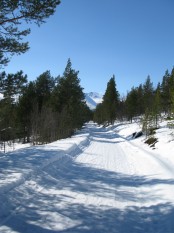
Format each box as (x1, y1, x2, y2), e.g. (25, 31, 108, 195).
(0, 119, 174, 232)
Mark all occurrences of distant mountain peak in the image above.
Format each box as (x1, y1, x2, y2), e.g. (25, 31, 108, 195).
(85, 92, 103, 110)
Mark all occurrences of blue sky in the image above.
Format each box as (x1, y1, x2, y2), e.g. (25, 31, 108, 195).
(4, 0, 174, 95)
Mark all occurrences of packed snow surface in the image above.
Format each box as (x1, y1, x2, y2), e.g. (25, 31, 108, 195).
(0, 120, 174, 232)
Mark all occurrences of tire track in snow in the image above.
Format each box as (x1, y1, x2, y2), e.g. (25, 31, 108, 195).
(0, 136, 91, 228)
(1, 123, 174, 232)
(75, 130, 140, 210)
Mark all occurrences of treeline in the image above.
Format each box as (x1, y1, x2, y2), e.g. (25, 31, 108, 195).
(94, 68, 174, 134)
(1, 61, 174, 148)
(0, 59, 92, 148)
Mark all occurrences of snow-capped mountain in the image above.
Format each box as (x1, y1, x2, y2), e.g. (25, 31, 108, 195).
(85, 92, 103, 110)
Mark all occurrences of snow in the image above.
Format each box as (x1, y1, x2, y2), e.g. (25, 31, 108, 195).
(0, 120, 174, 232)
(85, 92, 103, 109)
(0, 141, 31, 153)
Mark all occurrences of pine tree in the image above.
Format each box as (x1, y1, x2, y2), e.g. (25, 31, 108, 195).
(171, 89, 174, 118)
(152, 84, 162, 128)
(0, 71, 27, 143)
(17, 81, 36, 142)
(51, 59, 88, 137)
(169, 68, 174, 116)
(143, 75, 154, 112)
(93, 103, 105, 125)
(161, 70, 171, 114)
(17, 71, 56, 144)
(136, 84, 144, 116)
(102, 75, 119, 124)
(35, 70, 55, 111)
(0, 0, 60, 66)
(0, 70, 27, 103)
(125, 87, 138, 122)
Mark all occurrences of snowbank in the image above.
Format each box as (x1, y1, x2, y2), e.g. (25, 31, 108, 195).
(0, 129, 90, 196)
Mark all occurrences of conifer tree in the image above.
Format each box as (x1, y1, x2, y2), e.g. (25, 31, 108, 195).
(51, 59, 88, 137)
(0, 0, 60, 66)
(169, 68, 174, 116)
(125, 87, 138, 122)
(0, 71, 27, 143)
(136, 84, 144, 116)
(17, 81, 36, 142)
(0, 70, 27, 103)
(93, 103, 105, 125)
(102, 75, 119, 124)
(152, 87, 161, 128)
(161, 70, 171, 114)
(35, 70, 55, 111)
(171, 90, 174, 118)
(143, 75, 154, 112)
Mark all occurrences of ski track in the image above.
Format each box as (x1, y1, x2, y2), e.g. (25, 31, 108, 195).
(0, 122, 174, 232)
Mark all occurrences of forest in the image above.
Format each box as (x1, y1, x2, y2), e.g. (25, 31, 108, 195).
(94, 68, 174, 136)
(1, 60, 174, 150)
(0, 59, 92, 149)
(1, 1, 174, 149)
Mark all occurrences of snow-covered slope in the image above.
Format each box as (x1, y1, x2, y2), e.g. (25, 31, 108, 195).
(0, 120, 174, 232)
(85, 92, 103, 109)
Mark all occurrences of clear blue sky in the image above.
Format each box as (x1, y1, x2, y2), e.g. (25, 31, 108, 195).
(4, 0, 174, 95)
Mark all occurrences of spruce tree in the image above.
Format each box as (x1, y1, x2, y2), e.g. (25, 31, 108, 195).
(137, 84, 144, 116)
(161, 70, 171, 114)
(102, 75, 119, 124)
(125, 87, 139, 122)
(152, 84, 162, 128)
(143, 75, 154, 112)
(52, 59, 88, 137)
(93, 103, 105, 125)
(171, 90, 174, 118)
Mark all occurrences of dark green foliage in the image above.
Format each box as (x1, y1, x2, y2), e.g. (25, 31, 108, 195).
(152, 88, 161, 128)
(124, 69, 174, 133)
(16, 81, 36, 142)
(103, 75, 119, 124)
(94, 75, 119, 125)
(0, 59, 92, 148)
(160, 70, 171, 114)
(2, 60, 174, 149)
(51, 59, 90, 137)
(125, 87, 139, 122)
(0, 70, 27, 103)
(52, 59, 84, 112)
(0, 0, 60, 66)
(142, 75, 154, 112)
(35, 70, 55, 111)
(0, 70, 27, 146)
(93, 103, 105, 125)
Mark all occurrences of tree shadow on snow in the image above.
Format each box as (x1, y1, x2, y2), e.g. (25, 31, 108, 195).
(1, 158, 174, 233)
(1, 123, 174, 232)
(90, 127, 124, 144)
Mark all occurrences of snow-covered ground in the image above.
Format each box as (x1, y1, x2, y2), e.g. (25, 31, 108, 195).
(0, 120, 174, 232)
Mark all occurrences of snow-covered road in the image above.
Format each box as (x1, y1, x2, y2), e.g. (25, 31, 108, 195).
(0, 122, 174, 233)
